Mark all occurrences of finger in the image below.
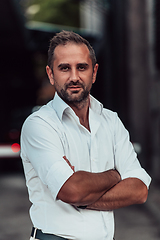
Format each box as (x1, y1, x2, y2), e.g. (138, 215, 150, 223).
(63, 156, 75, 172)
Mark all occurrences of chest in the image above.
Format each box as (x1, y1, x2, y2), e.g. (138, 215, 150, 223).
(61, 115, 115, 173)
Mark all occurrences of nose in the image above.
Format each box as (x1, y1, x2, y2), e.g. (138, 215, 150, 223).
(69, 68, 79, 81)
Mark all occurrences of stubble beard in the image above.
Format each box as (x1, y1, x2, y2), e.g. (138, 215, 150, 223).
(55, 81, 91, 106)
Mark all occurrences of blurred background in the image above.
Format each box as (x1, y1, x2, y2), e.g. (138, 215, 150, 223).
(0, 0, 160, 239)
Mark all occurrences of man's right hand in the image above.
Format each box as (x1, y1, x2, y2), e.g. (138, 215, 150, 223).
(63, 156, 75, 172)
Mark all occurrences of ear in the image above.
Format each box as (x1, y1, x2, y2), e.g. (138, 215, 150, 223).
(46, 65, 54, 85)
(92, 63, 98, 84)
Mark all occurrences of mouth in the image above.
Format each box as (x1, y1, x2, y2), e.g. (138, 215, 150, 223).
(66, 85, 83, 92)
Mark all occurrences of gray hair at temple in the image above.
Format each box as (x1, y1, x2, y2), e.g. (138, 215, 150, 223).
(47, 30, 97, 70)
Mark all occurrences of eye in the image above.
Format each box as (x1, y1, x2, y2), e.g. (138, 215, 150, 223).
(60, 66, 70, 72)
(58, 64, 70, 71)
(78, 66, 85, 70)
(77, 64, 89, 71)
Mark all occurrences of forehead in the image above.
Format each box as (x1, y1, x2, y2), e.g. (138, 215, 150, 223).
(53, 43, 91, 64)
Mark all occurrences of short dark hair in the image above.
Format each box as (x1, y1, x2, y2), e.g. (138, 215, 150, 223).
(47, 30, 97, 69)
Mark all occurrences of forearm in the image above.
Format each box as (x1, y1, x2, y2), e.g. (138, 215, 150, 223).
(87, 178, 148, 211)
(57, 169, 121, 206)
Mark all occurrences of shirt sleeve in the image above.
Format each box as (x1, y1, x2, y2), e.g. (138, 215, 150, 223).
(20, 114, 74, 200)
(113, 113, 151, 188)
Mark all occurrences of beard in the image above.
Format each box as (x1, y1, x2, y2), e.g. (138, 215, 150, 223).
(55, 80, 91, 104)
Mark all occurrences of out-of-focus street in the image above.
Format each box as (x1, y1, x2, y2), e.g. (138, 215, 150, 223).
(0, 171, 160, 240)
(0, 173, 31, 240)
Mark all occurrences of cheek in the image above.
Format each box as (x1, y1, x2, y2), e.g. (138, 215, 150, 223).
(53, 77, 67, 90)
(80, 71, 93, 80)
(53, 80, 61, 89)
(54, 71, 69, 83)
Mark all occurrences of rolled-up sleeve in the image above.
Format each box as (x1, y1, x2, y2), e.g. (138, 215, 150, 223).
(113, 113, 151, 188)
(20, 114, 74, 200)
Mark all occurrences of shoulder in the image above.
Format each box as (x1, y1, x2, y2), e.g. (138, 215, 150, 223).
(22, 101, 60, 132)
(101, 108, 127, 136)
(102, 108, 118, 123)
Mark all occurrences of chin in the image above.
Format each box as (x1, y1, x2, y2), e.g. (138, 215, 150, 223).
(70, 94, 89, 103)
(59, 89, 89, 103)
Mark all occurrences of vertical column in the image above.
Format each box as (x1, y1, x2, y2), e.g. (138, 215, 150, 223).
(126, 0, 151, 167)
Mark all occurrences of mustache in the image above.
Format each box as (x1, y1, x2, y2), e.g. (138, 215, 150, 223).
(65, 81, 84, 88)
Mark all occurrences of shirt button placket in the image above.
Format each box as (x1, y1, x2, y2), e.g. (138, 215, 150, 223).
(90, 138, 98, 172)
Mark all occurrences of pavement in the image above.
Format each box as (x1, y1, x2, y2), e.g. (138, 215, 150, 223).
(0, 170, 160, 240)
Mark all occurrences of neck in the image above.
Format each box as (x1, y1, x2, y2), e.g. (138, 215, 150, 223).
(68, 97, 90, 131)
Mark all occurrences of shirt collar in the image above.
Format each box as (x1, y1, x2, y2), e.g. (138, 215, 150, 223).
(89, 94, 103, 115)
(51, 92, 103, 121)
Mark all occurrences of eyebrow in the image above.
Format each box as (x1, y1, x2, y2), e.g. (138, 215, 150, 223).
(58, 63, 70, 69)
(77, 63, 89, 67)
(58, 62, 89, 69)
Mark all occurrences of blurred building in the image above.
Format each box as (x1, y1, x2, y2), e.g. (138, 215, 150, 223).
(80, 0, 107, 36)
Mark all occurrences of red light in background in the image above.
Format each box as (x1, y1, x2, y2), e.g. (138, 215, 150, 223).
(11, 143, 21, 153)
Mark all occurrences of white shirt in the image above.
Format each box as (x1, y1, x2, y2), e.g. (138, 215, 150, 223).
(20, 93, 151, 240)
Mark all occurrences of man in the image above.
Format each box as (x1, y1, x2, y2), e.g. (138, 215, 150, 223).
(20, 30, 151, 240)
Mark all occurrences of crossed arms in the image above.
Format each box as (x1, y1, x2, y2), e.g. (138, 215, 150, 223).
(57, 157, 148, 211)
